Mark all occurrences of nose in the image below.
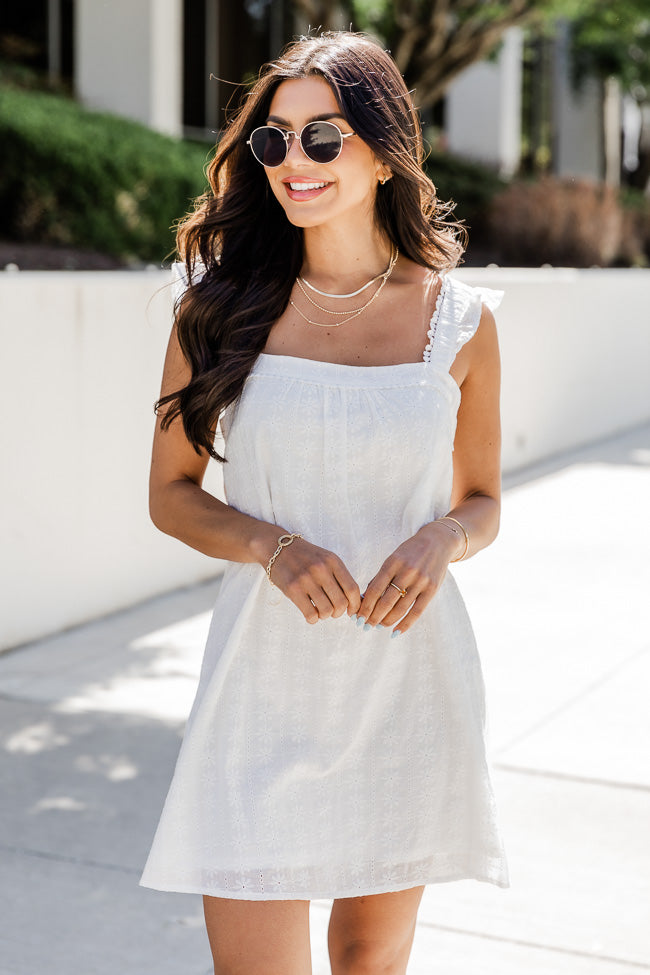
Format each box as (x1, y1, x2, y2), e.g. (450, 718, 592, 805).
(284, 131, 308, 165)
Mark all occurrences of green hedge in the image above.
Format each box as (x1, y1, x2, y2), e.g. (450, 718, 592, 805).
(0, 85, 505, 264)
(0, 86, 210, 263)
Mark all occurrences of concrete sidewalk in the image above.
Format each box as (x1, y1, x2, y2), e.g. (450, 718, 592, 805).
(1, 424, 649, 975)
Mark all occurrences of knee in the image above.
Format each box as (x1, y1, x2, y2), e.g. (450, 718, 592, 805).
(331, 938, 404, 975)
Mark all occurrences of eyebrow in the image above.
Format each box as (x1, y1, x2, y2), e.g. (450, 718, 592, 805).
(266, 112, 347, 126)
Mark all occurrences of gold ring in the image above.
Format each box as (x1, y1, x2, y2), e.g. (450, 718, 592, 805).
(389, 582, 408, 598)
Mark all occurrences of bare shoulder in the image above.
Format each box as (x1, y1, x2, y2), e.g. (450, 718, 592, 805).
(389, 256, 443, 327)
(391, 256, 440, 297)
(471, 303, 500, 361)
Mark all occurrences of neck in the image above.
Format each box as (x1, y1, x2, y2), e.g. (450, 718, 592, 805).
(301, 223, 394, 292)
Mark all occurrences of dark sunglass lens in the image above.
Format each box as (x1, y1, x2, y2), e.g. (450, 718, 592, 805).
(250, 127, 286, 167)
(302, 121, 342, 163)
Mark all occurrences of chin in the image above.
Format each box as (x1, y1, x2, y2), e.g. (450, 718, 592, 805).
(278, 205, 331, 229)
(284, 213, 329, 229)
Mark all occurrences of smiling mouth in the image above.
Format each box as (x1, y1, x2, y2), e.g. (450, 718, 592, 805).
(288, 181, 328, 191)
(282, 180, 333, 200)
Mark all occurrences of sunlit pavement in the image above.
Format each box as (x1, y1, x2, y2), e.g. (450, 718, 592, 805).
(1, 423, 648, 975)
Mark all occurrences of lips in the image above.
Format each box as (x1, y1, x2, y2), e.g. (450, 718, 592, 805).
(282, 178, 333, 202)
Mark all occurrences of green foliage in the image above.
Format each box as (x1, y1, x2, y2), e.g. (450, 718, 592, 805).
(349, 0, 393, 40)
(0, 85, 211, 262)
(349, 0, 544, 37)
(342, 0, 650, 102)
(569, 0, 650, 96)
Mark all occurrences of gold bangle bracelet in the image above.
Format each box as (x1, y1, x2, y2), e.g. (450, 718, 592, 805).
(265, 532, 303, 584)
(439, 516, 470, 562)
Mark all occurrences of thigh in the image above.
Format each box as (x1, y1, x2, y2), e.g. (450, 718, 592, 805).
(328, 885, 425, 975)
(203, 895, 312, 975)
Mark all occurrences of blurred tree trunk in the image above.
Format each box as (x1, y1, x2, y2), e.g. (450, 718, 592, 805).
(292, 0, 543, 108)
(390, 1, 540, 109)
(292, 0, 349, 30)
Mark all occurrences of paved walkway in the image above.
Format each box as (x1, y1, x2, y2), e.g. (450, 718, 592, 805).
(1, 424, 649, 975)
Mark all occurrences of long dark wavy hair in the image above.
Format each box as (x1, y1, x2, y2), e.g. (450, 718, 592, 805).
(156, 31, 467, 461)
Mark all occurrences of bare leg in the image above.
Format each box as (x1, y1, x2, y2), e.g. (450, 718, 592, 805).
(203, 895, 312, 975)
(328, 885, 425, 975)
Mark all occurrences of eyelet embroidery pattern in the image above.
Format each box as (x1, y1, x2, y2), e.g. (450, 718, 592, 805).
(140, 270, 509, 900)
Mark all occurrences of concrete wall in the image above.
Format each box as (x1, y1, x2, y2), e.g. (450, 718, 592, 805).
(0, 270, 224, 652)
(462, 268, 650, 470)
(1, 268, 648, 651)
(75, 0, 183, 137)
(446, 28, 523, 177)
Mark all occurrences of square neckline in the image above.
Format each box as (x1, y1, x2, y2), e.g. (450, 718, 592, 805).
(259, 275, 449, 371)
(257, 352, 429, 370)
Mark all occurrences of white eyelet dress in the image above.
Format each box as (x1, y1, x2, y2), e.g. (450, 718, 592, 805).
(140, 267, 509, 900)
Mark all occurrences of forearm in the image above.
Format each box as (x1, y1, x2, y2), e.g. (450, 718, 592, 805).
(418, 493, 500, 563)
(150, 478, 281, 568)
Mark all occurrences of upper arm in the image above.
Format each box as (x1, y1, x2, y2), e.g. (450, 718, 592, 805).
(150, 324, 211, 500)
(449, 304, 501, 508)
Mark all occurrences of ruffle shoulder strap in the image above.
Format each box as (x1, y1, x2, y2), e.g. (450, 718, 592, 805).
(424, 275, 503, 372)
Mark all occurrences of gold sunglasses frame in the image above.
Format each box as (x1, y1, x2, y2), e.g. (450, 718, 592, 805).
(247, 121, 356, 168)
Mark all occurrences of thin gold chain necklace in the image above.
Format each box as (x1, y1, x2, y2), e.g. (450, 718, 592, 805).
(290, 248, 399, 328)
(298, 246, 397, 299)
(295, 276, 369, 315)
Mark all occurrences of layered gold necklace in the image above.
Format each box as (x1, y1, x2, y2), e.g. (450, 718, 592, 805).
(290, 247, 399, 328)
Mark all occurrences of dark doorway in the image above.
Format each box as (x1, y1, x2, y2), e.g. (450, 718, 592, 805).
(182, 0, 292, 139)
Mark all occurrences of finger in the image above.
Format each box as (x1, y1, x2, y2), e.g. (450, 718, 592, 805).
(311, 557, 359, 618)
(331, 565, 361, 616)
(389, 591, 431, 635)
(290, 590, 321, 625)
(361, 555, 418, 619)
(378, 597, 415, 629)
(320, 578, 351, 619)
(307, 587, 337, 621)
(362, 564, 419, 622)
(365, 581, 414, 626)
(358, 567, 399, 619)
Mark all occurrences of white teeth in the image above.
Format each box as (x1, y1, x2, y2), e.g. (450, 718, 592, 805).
(289, 182, 327, 191)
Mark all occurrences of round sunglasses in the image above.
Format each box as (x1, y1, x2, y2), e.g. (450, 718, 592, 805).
(247, 121, 356, 168)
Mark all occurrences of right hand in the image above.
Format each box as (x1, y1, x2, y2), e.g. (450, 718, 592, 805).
(266, 536, 361, 624)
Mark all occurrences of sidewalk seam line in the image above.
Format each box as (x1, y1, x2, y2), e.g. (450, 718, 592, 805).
(0, 842, 141, 876)
(416, 920, 650, 970)
(494, 643, 650, 757)
(493, 763, 650, 793)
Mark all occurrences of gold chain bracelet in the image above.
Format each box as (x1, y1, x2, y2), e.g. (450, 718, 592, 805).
(265, 532, 303, 584)
(438, 516, 470, 562)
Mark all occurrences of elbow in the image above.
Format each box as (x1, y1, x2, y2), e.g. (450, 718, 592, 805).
(149, 485, 172, 535)
(149, 498, 165, 534)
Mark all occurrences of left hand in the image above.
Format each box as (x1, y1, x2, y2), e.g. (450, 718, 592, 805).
(358, 522, 463, 635)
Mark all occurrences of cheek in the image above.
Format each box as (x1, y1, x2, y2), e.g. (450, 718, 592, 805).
(344, 165, 380, 202)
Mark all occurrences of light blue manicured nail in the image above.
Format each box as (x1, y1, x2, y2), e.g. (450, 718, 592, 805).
(363, 622, 372, 631)
(356, 616, 365, 627)
(391, 630, 401, 639)
(349, 614, 357, 622)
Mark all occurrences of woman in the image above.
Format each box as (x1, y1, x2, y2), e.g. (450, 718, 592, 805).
(141, 30, 508, 975)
